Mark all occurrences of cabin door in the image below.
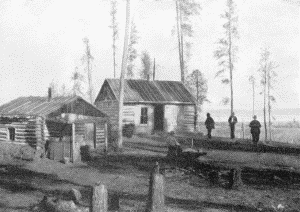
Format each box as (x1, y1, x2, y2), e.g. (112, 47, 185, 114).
(154, 105, 164, 131)
(85, 123, 95, 148)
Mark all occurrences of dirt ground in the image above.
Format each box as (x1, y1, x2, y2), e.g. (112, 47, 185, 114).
(1, 135, 300, 212)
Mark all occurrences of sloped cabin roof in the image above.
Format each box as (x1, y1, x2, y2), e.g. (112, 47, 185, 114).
(0, 96, 107, 118)
(95, 79, 196, 105)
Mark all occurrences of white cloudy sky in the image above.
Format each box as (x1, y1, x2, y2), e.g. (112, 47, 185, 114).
(0, 0, 299, 112)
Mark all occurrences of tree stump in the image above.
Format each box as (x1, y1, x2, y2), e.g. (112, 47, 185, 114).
(91, 182, 108, 212)
(146, 163, 165, 212)
(229, 167, 243, 189)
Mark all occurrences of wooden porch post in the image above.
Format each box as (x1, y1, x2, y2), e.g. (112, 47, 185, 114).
(104, 123, 108, 152)
(93, 123, 97, 149)
(71, 123, 75, 163)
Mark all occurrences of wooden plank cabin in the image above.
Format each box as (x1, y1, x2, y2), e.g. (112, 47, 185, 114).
(0, 93, 108, 162)
(94, 79, 196, 135)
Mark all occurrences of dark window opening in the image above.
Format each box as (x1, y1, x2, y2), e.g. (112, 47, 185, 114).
(8, 127, 15, 141)
(140, 107, 148, 124)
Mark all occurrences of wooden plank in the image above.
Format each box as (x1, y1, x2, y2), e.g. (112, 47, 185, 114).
(15, 132, 38, 136)
(71, 123, 75, 162)
(96, 133, 105, 136)
(8, 124, 38, 128)
(15, 134, 41, 139)
(15, 137, 38, 141)
(96, 134, 105, 137)
(12, 128, 41, 133)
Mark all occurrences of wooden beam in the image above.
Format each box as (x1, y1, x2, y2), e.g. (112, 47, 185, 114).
(104, 123, 108, 152)
(93, 123, 97, 149)
(71, 123, 75, 163)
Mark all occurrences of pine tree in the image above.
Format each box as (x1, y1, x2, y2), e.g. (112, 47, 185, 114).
(140, 51, 152, 80)
(258, 47, 278, 142)
(126, 21, 138, 79)
(82, 37, 94, 103)
(186, 69, 208, 131)
(109, 0, 119, 78)
(214, 0, 239, 114)
(175, 0, 200, 83)
(71, 67, 85, 96)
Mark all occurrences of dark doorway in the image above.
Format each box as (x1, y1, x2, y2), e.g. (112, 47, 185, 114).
(154, 105, 164, 131)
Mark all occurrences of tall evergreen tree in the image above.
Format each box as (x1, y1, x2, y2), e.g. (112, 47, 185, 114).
(258, 47, 278, 142)
(186, 69, 208, 131)
(109, 0, 119, 78)
(140, 51, 152, 80)
(82, 37, 94, 103)
(248, 75, 256, 116)
(175, 0, 201, 83)
(127, 21, 138, 79)
(71, 67, 85, 96)
(214, 0, 239, 114)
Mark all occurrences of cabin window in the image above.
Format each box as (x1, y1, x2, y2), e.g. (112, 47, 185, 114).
(140, 107, 148, 124)
(8, 127, 15, 141)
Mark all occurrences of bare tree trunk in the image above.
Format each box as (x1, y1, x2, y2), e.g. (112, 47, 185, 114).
(195, 71, 199, 131)
(267, 68, 272, 141)
(176, 0, 185, 83)
(228, 18, 233, 114)
(113, 44, 116, 78)
(87, 58, 93, 104)
(110, 0, 118, 78)
(252, 81, 255, 116)
(153, 58, 156, 80)
(117, 0, 131, 151)
(179, 5, 185, 83)
(263, 67, 268, 143)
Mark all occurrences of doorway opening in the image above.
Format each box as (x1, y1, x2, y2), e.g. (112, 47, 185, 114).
(154, 105, 164, 131)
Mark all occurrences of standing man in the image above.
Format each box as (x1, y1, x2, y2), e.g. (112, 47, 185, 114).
(249, 115, 261, 145)
(205, 113, 215, 139)
(228, 112, 238, 139)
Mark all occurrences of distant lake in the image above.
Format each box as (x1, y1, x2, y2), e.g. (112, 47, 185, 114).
(200, 108, 300, 123)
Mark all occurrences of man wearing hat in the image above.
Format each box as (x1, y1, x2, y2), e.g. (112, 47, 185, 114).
(205, 113, 215, 139)
(228, 112, 238, 139)
(249, 115, 261, 145)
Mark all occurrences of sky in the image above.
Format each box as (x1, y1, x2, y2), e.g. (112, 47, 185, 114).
(0, 0, 299, 117)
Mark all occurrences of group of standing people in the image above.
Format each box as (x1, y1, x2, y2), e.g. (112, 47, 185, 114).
(204, 112, 261, 145)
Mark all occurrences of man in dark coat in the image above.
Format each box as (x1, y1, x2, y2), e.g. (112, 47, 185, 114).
(249, 115, 261, 145)
(205, 113, 215, 139)
(228, 112, 238, 139)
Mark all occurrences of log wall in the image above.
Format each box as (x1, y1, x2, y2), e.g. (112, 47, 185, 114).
(95, 100, 119, 132)
(0, 116, 42, 148)
(95, 123, 105, 146)
(164, 105, 195, 133)
(126, 104, 154, 134)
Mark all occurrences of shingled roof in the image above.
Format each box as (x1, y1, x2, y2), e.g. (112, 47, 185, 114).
(0, 96, 106, 117)
(95, 79, 196, 105)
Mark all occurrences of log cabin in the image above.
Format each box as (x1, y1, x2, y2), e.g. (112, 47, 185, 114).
(94, 79, 196, 135)
(0, 92, 108, 162)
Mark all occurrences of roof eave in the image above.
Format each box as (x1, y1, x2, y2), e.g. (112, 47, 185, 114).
(123, 101, 196, 105)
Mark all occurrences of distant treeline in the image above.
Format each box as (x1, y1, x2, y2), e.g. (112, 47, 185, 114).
(210, 121, 300, 129)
